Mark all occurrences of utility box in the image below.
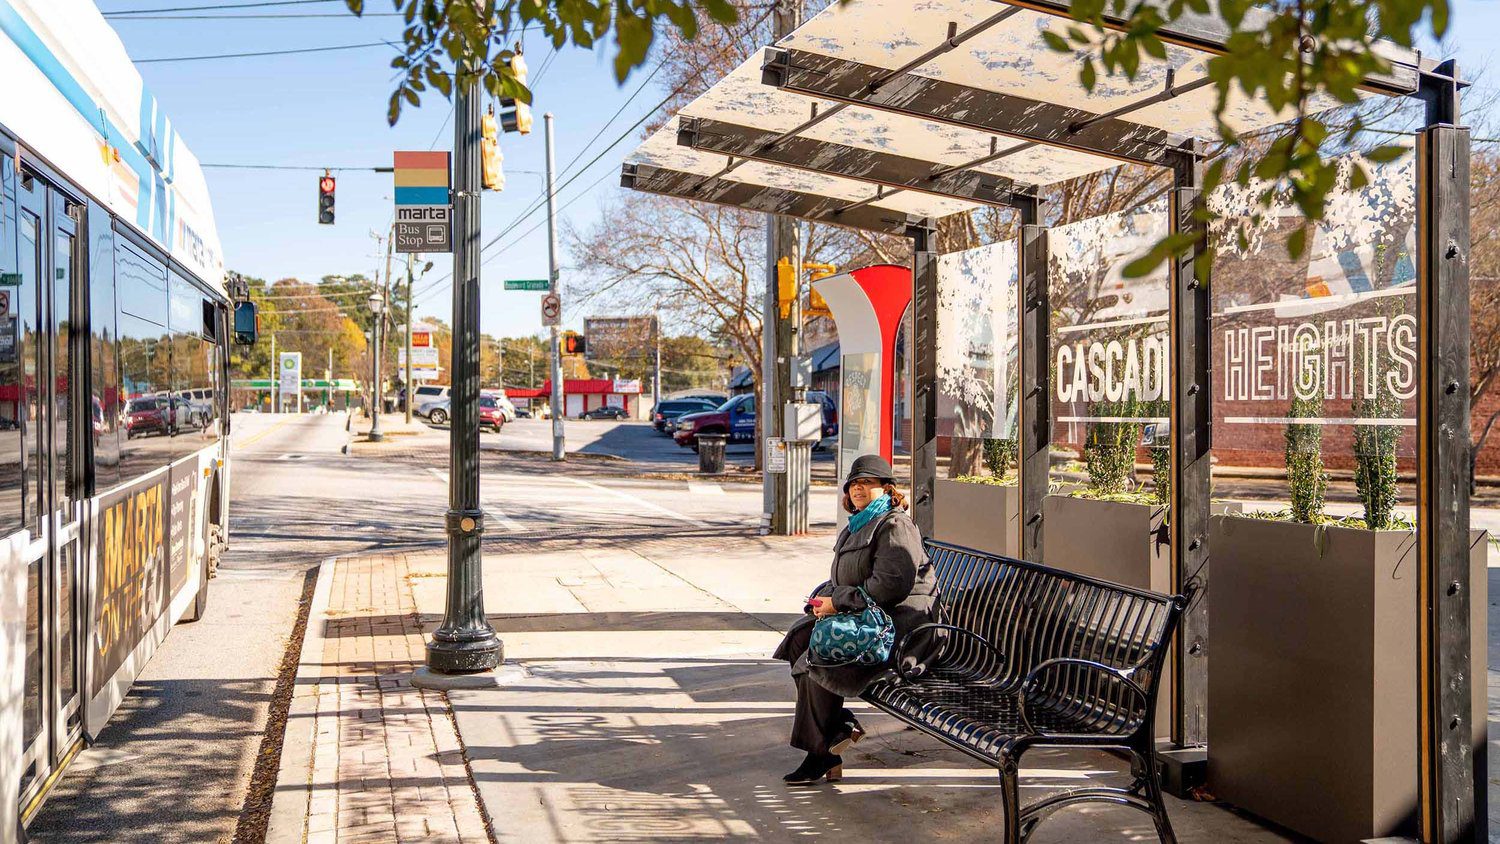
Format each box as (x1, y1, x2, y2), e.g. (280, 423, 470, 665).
(784, 401, 821, 442)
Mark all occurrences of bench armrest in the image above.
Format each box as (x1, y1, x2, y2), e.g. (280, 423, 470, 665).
(893, 623, 1005, 684)
(1017, 657, 1150, 739)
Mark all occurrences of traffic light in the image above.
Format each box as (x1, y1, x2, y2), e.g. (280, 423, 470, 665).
(481, 109, 504, 191)
(562, 333, 586, 356)
(317, 172, 335, 225)
(498, 50, 533, 135)
(776, 257, 796, 318)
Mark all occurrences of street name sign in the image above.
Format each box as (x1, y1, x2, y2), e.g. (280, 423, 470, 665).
(505, 279, 550, 291)
(541, 293, 561, 327)
(393, 151, 452, 253)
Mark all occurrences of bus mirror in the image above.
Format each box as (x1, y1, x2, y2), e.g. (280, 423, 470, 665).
(233, 301, 259, 346)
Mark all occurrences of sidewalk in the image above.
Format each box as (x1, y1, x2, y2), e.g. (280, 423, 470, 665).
(268, 523, 1318, 843)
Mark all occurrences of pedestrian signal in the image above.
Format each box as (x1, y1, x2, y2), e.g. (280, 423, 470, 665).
(562, 333, 586, 355)
(317, 173, 336, 225)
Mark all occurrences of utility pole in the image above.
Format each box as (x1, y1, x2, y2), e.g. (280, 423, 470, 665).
(653, 313, 662, 409)
(545, 112, 565, 460)
(423, 64, 502, 675)
(270, 333, 277, 413)
(327, 348, 333, 410)
(405, 253, 415, 424)
(370, 232, 393, 441)
(762, 0, 803, 535)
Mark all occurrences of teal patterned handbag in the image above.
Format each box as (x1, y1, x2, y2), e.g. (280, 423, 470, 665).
(809, 587, 895, 667)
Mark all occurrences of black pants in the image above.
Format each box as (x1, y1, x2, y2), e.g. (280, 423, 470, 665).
(782, 621, 855, 755)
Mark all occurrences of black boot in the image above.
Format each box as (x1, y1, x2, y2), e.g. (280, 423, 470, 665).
(827, 717, 866, 755)
(782, 752, 843, 785)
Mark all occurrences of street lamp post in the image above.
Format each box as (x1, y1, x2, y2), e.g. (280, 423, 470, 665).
(424, 67, 502, 675)
(368, 290, 386, 442)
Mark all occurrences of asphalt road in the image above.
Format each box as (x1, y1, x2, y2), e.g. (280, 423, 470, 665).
(26, 412, 382, 843)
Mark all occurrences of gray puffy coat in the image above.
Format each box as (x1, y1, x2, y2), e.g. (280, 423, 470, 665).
(774, 507, 939, 697)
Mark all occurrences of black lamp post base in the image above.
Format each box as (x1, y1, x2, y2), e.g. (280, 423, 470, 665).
(369, 431, 384, 442)
(426, 631, 503, 674)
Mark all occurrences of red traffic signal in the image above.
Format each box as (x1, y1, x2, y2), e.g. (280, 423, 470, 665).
(317, 174, 336, 225)
(562, 333, 586, 355)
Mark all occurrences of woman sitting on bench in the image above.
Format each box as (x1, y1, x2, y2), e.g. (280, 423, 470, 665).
(772, 454, 940, 785)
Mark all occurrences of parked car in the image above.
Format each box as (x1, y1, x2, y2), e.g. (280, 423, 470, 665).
(419, 396, 506, 432)
(514, 406, 532, 419)
(411, 385, 449, 407)
(673, 394, 757, 450)
(478, 395, 506, 433)
(124, 396, 171, 438)
(650, 398, 720, 434)
(672, 392, 838, 451)
(579, 405, 629, 420)
(483, 388, 517, 422)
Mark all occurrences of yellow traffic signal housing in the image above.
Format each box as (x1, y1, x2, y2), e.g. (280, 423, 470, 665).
(499, 51, 533, 135)
(561, 332, 586, 356)
(481, 110, 504, 191)
(776, 258, 796, 318)
(804, 262, 836, 318)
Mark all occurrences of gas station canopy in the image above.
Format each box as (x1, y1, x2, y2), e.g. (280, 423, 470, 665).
(621, 0, 1430, 230)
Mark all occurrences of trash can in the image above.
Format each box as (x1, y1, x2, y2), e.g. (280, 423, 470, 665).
(698, 434, 728, 474)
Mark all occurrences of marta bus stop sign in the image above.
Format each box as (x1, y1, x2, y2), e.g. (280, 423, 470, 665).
(393, 151, 452, 253)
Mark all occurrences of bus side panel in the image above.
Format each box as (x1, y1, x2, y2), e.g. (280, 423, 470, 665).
(84, 467, 169, 738)
(164, 444, 218, 626)
(0, 530, 27, 844)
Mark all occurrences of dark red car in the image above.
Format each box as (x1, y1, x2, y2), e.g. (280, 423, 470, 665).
(479, 395, 506, 433)
(124, 397, 169, 439)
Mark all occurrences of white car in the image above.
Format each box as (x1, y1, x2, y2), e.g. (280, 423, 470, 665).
(483, 389, 518, 422)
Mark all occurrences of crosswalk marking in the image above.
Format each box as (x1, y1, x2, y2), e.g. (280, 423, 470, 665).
(424, 468, 525, 532)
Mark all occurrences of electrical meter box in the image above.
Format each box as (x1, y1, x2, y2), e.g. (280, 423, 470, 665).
(784, 402, 822, 442)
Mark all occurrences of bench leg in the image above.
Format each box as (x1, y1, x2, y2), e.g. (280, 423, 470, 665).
(999, 754, 1022, 844)
(1136, 751, 1178, 844)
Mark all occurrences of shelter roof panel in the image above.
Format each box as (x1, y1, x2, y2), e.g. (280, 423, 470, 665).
(628, 119, 979, 219)
(678, 55, 1120, 185)
(778, 0, 1358, 141)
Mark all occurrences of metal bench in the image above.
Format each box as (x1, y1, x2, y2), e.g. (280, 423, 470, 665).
(862, 540, 1188, 843)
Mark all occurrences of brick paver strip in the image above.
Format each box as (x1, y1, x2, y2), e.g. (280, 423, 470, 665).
(298, 554, 495, 844)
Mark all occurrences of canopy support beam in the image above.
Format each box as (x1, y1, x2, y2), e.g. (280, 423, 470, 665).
(677, 116, 1029, 207)
(909, 218, 939, 536)
(764, 47, 1182, 167)
(620, 163, 914, 236)
(1415, 60, 1479, 844)
(1166, 142, 1211, 762)
(1017, 198, 1048, 561)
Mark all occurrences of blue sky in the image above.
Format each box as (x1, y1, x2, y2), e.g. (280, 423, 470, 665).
(99, 0, 1499, 341)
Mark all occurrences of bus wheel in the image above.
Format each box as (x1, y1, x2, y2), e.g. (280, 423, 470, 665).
(181, 525, 222, 624)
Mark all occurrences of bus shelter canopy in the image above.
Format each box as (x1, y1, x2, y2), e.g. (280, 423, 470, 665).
(621, 0, 1429, 231)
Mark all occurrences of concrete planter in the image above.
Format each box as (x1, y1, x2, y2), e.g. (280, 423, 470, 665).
(1040, 495, 1171, 593)
(932, 479, 1019, 558)
(1207, 515, 1487, 843)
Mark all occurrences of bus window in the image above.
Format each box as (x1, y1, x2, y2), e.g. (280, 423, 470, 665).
(0, 149, 20, 535)
(88, 205, 120, 492)
(115, 239, 171, 478)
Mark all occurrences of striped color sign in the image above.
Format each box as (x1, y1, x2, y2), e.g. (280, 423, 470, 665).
(393, 150, 450, 206)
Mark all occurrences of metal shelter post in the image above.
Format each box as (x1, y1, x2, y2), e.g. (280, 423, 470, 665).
(1166, 142, 1211, 755)
(1016, 198, 1048, 560)
(908, 217, 939, 537)
(1416, 60, 1478, 844)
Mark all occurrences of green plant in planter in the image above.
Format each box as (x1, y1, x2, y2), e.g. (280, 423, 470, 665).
(1083, 400, 1141, 495)
(1285, 393, 1328, 523)
(982, 437, 1018, 476)
(1353, 394, 1401, 530)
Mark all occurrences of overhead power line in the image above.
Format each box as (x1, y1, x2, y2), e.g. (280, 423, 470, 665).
(104, 0, 337, 14)
(136, 41, 394, 63)
(110, 11, 401, 19)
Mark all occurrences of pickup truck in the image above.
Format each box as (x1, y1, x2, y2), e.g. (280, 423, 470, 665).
(672, 392, 837, 450)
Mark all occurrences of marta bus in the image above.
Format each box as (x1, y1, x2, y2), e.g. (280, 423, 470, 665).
(0, 0, 238, 835)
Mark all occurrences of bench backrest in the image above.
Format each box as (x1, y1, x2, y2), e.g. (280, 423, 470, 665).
(924, 540, 1184, 733)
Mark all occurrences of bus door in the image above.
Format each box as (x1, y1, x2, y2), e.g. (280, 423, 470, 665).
(15, 169, 85, 812)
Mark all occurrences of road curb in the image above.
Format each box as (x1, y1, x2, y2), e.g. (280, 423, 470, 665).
(264, 556, 337, 844)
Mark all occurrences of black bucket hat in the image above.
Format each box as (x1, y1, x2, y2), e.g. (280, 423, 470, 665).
(843, 454, 895, 493)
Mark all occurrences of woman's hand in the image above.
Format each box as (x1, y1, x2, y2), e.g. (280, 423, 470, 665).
(810, 597, 837, 619)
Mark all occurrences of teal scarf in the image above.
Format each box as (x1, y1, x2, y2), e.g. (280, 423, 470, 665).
(847, 491, 892, 534)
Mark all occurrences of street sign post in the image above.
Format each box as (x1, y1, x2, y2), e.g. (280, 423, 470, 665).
(504, 279, 550, 291)
(393, 151, 453, 254)
(541, 292, 561, 326)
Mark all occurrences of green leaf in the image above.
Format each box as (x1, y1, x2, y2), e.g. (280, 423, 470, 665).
(1364, 144, 1409, 163)
(1080, 60, 1097, 92)
(1285, 225, 1307, 260)
(1042, 30, 1071, 53)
